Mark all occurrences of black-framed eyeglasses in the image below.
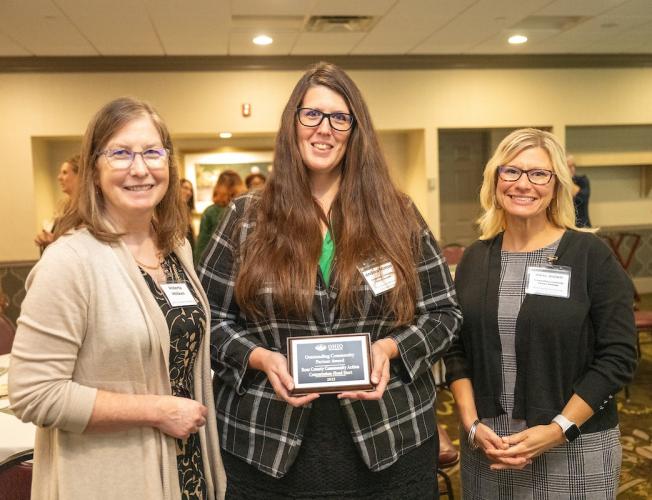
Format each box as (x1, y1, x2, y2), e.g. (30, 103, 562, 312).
(498, 165, 555, 185)
(99, 148, 169, 170)
(296, 107, 355, 132)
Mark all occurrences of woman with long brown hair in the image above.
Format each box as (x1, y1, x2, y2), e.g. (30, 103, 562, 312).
(199, 62, 462, 499)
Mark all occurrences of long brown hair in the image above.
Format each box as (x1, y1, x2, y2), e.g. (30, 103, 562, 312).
(235, 62, 422, 324)
(55, 97, 185, 255)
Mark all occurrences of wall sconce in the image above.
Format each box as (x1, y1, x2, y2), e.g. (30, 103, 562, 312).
(241, 103, 251, 117)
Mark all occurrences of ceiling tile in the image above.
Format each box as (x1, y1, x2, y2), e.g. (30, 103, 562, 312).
(291, 32, 365, 55)
(536, 0, 628, 17)
(0, 0, 97, 55)
(55, 0, 163, 55)
(145, 0, 230, 55)
(230, 0, 315, 17)
(409, 0, 551, 54)
(352, 0, 477, 55)
(310, 0, 395, 16)
(0, 32, 31, 56)
(606, 0, 652, 17)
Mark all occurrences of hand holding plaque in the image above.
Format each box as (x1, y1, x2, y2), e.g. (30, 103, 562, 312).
(287, 334, 374, 395)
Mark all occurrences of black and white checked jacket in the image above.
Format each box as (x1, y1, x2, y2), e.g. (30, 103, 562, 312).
(198, 193, 462, 478)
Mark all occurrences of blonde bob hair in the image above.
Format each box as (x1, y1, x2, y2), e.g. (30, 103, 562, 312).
(55, 97, 185, 255)
(477, 128, 589, 240)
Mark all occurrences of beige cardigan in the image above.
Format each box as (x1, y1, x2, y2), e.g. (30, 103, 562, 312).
(9, 229, 226, 500)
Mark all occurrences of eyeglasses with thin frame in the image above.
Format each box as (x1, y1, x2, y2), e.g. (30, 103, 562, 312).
(498, 165, 555, 185)
(99, 148, 169, 170)
(296, 107, 355, 132)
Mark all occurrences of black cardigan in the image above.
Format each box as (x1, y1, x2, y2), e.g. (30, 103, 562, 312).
(445, 230, 637, 434)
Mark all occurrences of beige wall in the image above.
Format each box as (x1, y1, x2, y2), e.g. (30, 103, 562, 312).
(1, 67, 652, 261)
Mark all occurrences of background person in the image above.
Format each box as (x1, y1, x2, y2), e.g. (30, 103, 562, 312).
(194, 170, 245, 263)
(566, 154, 592, 227)
(10, 97, 225, 500)
(445, 128, 636, 499)
(245, 172, 266, 190)
(34, 154, 80, 251)
(199, 62, 462, 499)
(180, 178, 196, 250)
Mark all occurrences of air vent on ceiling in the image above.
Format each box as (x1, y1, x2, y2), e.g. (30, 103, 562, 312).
(305, 16, 377, 33)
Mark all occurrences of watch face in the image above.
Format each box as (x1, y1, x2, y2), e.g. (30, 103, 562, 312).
(565, 424, 581, 442)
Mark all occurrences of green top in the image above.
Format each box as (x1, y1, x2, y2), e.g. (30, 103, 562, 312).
(194, 203, 227, 264)
(319, 230, 335, 287)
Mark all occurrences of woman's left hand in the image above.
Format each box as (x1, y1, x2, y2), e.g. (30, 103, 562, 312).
(338, 339, 396, 401)
(485, 424, 566, 470)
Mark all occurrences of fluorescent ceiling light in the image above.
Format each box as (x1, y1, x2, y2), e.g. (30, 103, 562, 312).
(253, 35, 273, 46)
(508, 34, 528, 45)
(219, 132, 232, 139)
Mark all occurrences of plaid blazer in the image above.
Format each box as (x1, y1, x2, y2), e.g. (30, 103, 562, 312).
(198, 193, 462, 478)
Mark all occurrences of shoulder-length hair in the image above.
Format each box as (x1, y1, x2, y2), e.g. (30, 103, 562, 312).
(213, 170, 246, 206)
(235, 62, 422, 324)
(478, 128, 586, 240)
(55, 96, 185, 255)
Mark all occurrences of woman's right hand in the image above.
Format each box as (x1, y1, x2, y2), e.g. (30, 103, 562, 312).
(154, 395, 208, 439)
(251, 348, 319, 408)
(474, 423, 531, 470)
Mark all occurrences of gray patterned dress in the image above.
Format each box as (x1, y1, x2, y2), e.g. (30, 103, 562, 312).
(460, 240, 622, 500)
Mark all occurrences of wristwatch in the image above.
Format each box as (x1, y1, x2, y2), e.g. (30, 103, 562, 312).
(552, 414, 581, 442)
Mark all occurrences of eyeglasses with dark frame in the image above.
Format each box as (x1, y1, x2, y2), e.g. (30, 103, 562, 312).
(99, 148, 170, 170)
(296, 107, 355, 132)
(497, 165, 555, 185)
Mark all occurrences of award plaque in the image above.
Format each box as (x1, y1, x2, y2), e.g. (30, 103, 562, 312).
(287, 333, 373, 395)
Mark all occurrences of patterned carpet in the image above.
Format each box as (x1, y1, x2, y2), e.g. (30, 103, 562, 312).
(436, 308, 652, 499)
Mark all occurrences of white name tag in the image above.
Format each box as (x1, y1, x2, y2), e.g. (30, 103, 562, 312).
(525, 266, 571, 298)
(358, 261, 396, 296)
(160, 282, 198, 307)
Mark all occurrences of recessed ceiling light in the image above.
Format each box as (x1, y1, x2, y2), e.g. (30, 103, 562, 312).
(253, 35, 273, 46)
(508, 34, 528, 45)
(219, 132, 232, 139)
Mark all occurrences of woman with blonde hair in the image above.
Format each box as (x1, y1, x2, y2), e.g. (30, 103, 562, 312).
(194, 170, 245, 263)
(10, 96, 225, 499)
(34, 154, 81, 252)
(445, 128, 636, 498)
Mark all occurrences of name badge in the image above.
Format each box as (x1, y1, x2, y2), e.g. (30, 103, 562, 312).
(358, 261, 396, 296)
(525, 265, 571, 299)
(160, 282, 198, 307)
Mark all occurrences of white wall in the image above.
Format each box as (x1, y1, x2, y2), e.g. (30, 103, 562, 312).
(1, 67, 652, 261)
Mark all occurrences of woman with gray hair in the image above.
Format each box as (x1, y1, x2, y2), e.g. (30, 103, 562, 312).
(445, 128, 636, 498)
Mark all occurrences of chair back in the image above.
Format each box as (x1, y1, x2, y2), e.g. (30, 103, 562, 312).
(0, 449, 33, 500)
(0, 313, 15, 355)
(442, 244, 465, 266)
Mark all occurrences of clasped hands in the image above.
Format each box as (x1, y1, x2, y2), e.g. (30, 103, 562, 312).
(254, 339, 396, 408)
(472, 421, 566, 470)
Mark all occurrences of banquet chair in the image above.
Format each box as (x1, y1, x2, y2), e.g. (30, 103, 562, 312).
(442, 243, 465, 273)
(0, 312, 15, 355)
(634, 310, 652, 360)
(0, 449, 33, 500)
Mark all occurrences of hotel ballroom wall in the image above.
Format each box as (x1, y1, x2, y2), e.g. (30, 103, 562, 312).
(1, 67, 652, 263)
